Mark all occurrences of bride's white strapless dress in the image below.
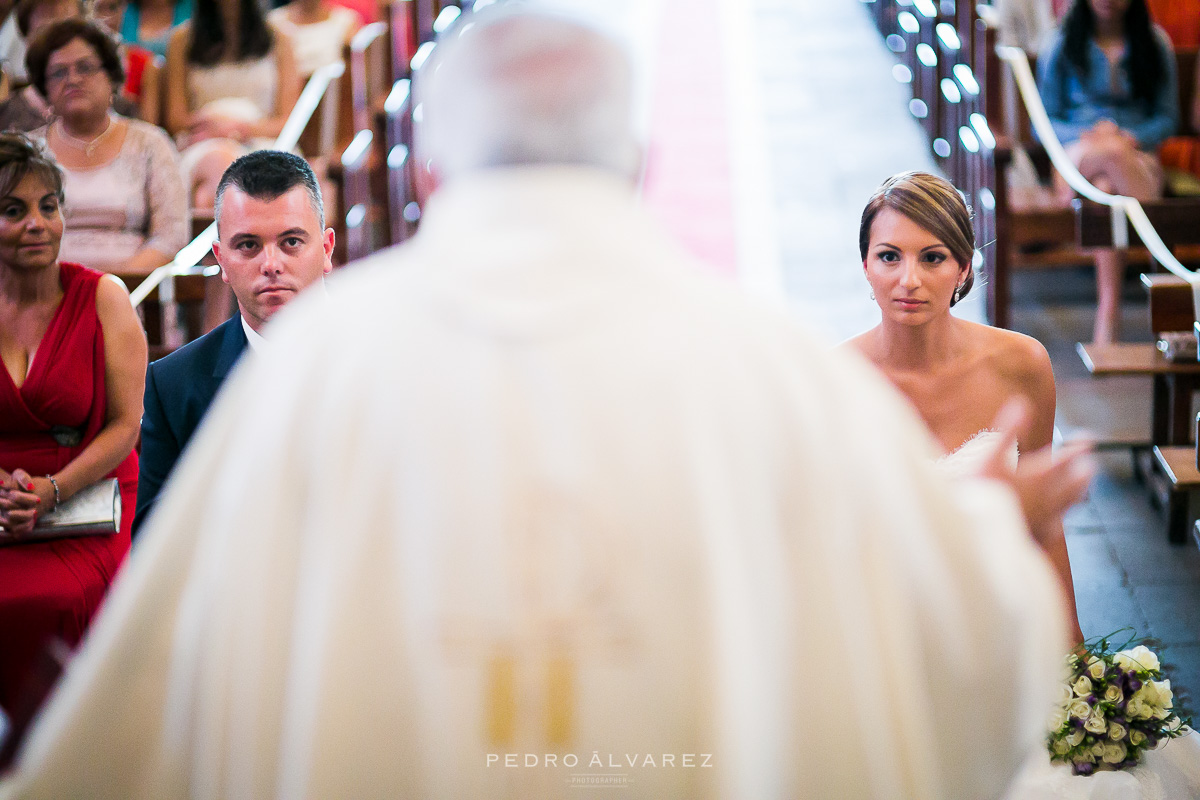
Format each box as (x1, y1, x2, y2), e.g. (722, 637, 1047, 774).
(1003, 732, 1200, 799)
(940, 433, 1200, 798)
(935, 429, 1016, 476)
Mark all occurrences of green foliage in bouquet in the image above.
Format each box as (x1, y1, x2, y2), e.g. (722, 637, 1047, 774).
(1046, 631, 1191, 776)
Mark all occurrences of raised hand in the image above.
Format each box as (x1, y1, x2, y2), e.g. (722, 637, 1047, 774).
(974, 398, 1094, 548)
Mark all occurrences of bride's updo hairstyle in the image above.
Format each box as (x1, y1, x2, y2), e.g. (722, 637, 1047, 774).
(859, 171, 977, 306)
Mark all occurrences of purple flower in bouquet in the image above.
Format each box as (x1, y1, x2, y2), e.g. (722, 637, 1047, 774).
(1046, 633, 1192, 775)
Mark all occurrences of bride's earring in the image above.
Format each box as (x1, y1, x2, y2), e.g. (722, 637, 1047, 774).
(953, 284, 962, 304)
(869, 289, 875, 301)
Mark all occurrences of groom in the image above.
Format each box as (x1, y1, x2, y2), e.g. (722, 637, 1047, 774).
(0, 6, 1089, 799)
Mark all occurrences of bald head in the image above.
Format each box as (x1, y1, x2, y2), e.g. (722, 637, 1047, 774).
(415, 7, 639, 182)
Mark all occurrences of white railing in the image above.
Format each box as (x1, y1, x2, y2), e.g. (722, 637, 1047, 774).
(996, 46, 1200, 321)
(129, 60, 347, 339)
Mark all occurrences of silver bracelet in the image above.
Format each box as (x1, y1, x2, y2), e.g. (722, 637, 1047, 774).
(45, 475, 60, 509)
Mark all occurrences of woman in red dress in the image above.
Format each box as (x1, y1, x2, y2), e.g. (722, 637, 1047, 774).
(0, 133, 146, 719)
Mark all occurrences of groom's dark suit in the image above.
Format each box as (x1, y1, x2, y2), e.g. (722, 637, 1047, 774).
(132, 316, 248, 537)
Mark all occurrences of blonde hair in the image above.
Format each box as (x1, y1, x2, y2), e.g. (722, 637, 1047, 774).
(859, 171, 976, 305)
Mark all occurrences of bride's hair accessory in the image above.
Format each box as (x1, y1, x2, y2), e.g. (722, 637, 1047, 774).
(1047, 630, 1190, 775)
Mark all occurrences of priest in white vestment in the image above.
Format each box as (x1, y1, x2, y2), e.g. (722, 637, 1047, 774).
(0, 6, 1080, 799)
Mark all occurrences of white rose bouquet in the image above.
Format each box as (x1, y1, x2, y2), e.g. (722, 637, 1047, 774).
(1047, 632, 1191, 775)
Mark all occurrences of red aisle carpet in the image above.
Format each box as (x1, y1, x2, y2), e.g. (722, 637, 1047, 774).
(640, 0, 739, 278)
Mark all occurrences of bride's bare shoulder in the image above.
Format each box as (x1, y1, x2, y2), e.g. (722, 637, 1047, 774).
(968, 321, 1054, 387)
(838, 328, 880, 359)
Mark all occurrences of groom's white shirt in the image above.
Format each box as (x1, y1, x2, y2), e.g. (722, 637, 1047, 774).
(1, 167, 1067, 799)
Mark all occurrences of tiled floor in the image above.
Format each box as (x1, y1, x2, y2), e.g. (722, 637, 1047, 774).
(746, 0, 1200, 715)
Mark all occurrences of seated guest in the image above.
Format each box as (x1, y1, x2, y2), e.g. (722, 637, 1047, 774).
(29, 18, 186, 276)
(267, 0, 358, 78)
(164, 0, 299, 209)
(325, 0, 376, 26)
(132, 150, 332, 537)
(0, 0, 21, 83)
(0, 133, 145, 724)
(120, 0, 190, 59)
(1038, 0, 1178, 344)
(0, 0, 82, 131)
(89, 0, 163, 124)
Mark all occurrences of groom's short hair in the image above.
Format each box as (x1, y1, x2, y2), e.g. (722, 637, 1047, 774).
(214, 151, 325, 234)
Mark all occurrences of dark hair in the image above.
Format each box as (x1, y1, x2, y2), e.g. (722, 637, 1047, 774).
(188, 0, 273, 67)
(859, 171, 976, 306)
(214, 150, 324, 232)
(27, 18, 124, 99)
(16, 0, 82, 38)
(0, 133, 65, 202)
(1060, 0, 1166, 114)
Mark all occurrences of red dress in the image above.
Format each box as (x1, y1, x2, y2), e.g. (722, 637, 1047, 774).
(0, 263, 136, 716)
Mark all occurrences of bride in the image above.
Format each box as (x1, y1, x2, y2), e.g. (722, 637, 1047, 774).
(845, 170, 1200, 800)
(843, 171, 1084, 645)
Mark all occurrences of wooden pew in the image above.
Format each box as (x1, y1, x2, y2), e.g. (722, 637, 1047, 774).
(1149, 444, 1200, 543)
(1074, 272, 1200, 541)
(873, 0, 1004, 321)
(1077, 274, 1200, 447)
(122, 212, 220, 357)
(389, 0, 419, 82)
(332, 22, 393, 264)
(1147, 275, 1200, 545)
(380, 78, 417, 244)
(1075, 198, 1200, 252)
(329, 0, 464, 263)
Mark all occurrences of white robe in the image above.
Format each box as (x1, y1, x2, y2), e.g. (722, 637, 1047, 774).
(0, 167, 1067, 799)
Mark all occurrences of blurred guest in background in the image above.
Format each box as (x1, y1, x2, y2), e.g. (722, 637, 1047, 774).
(29, 18, 186, 276)
(326, 0, 375, 26)
(120, 0, 190, 59)
(0, 0, 83, 130)
(0, 0, 22, 84)
(267, 0, 357, 78)
(164, 0, 298, 208)
(89, 0, 162, 123)
(1038, 0, 1178, 344)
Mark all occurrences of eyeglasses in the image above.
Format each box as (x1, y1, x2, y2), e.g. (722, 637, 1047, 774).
(46, 60, 104, 86)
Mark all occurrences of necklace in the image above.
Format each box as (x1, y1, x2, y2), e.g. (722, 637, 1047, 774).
(55, 114, 116, 158)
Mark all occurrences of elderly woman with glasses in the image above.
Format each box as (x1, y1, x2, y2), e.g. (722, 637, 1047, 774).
(28, 17, 186, 276)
